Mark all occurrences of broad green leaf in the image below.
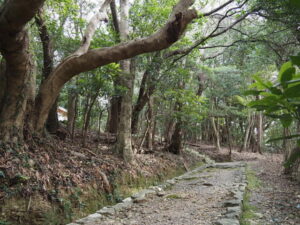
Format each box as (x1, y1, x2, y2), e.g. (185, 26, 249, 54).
(253, 75, 271, 89)
(279, 61, 293, 82)
(284, 84, 300, 98)
(280, 67, 295, 84)
(291, 55, 300, 67)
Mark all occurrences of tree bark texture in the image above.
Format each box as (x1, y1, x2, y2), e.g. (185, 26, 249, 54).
(0, 0, 45, 143)
(35, 10, 59, 134)
(114, 0, 134, 163)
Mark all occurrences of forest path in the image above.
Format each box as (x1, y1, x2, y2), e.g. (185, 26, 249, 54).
(246, 158, 300, 225)
(68, 162, 247, 225)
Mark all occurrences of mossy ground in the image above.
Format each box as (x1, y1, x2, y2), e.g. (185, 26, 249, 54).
(240, 167, 262, 225)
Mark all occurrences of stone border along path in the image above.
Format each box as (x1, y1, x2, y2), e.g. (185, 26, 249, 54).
(67, 162, 247, 225)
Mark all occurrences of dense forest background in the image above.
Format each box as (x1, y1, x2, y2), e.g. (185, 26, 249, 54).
(0, 0, 299, 224)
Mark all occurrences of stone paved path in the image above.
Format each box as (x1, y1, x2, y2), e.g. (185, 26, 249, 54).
(68, 162, 247, 225)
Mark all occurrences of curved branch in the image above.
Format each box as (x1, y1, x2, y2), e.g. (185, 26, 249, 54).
(33, 0, 198, 131)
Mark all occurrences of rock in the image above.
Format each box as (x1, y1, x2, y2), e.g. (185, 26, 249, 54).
(203, 182, 213, 186)
(157, 191, 166, 197)
(166, 179, 176, 185)
(149, 186, 163, 192)
(133, 196, 147, 203)
(227, 206, 241, 214)
(254, 212, 264, 219)
(223, 199, 241, 207)
(224, 211, 240, 219)
(131, 189, 155, 199)
(113, 202, 132, 212)
(122, 197, 133, 203)
(215, 162, 245, 169)
(215, 218, 240, 225)
(74, 213, 102, 224)
(97, 207, 115, 216)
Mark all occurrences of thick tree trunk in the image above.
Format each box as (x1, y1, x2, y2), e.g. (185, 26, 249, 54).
(0, 0, 45, 144)
(46, 100, 59, 133)
(107, 85, 122, 133)
(167, 121, 183, 154)
(114, 61, 134, 163)
(114, 0, 134, 163)
(165, 119, 176, 144)
(0, 31, 33, 144)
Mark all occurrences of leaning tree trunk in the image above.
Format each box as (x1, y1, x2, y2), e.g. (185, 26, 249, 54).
(131, 55, 160, 134)
(24, 0, 197, 133)
(35, 10, 59, 134)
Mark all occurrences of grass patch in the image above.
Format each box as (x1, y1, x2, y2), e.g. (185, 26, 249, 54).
(240, 167, 262, 225)
(165, 194, 182, 199)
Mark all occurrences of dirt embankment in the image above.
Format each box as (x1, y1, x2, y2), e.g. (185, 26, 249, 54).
(0, 133, 207, 225)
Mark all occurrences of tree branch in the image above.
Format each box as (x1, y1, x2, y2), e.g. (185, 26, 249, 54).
(33, 0, 198, 131)
(73, 0, 113, 56)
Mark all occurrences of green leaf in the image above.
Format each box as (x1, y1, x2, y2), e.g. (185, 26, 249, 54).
(269, 87, 282, 95)
(291, 55, 300, 67)
(280, 67, 295, 84)
(243, 90, 261, 96)
(289, 0, 300, 8)
(284, 84, 300, 98)
(253, 75, 270, 89)
(279, 61, 293, 82)
(279, 114, 293, 127)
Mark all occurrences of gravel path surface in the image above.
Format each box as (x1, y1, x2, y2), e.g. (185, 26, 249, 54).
(69, 162, 247, 225)
(247, 158, 300, 225)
